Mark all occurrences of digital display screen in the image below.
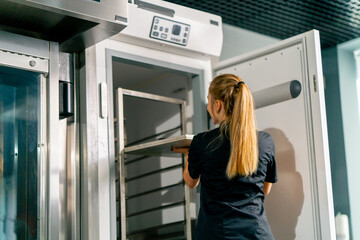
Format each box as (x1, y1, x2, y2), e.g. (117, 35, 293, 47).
(172, 25, 181, 36)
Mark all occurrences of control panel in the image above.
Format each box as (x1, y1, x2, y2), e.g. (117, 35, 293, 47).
(149, 16, 190, 46)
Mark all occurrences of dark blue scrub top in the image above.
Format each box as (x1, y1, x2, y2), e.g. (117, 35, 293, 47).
(188, 128, 277, 240)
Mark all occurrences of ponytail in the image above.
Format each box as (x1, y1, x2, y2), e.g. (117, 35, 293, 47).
(209, 74, 258, 178)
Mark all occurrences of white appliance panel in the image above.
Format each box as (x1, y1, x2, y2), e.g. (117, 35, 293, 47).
(119, 0, 222, 57)
(215, 30, 335, 240)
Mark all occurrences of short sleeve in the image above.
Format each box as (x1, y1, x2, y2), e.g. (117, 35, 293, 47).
(264, 136, 278, 183)
(187, 134, 203, 179)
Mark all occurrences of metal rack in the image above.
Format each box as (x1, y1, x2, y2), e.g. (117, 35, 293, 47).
(115, 88, 194, 240)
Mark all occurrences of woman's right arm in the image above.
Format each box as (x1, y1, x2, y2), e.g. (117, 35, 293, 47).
(263, 182, 272, 196)
(183, 155, 200, 189)
(172, 147, 200, 189)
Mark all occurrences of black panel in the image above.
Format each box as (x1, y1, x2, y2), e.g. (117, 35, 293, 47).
(59, 81, 74, 119)
(164, 0, 360, 49)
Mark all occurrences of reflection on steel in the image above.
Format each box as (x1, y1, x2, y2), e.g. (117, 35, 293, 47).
(0, 0, 127, 52)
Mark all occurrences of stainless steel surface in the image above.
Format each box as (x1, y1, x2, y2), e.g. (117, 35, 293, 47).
(0, 31, 49, 59)
(48, 41, 60, 240)
(65, 120, 80, 240)
(79, 48, 100, 240)
(79, 43, 116, 239)
(39, 74, 48, 240)
(116, 88, 127, 240)
(58, 118, 68, 240)
(0, 0, 127, 52)
(125, 135, 193, 156)
(72, 53, 81, 240)
(59, 52, 80, 240)
(122, 88, 185, 105)
(0, 49, 48, 73)
(59, 53, 73, 83)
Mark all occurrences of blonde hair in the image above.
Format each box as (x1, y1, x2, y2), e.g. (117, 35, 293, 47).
(209, 74, 258, 178)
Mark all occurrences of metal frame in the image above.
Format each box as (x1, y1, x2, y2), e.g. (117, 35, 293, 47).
(0, 50, 48, 73)
(104, 50, 207, 239)
(47, 42, 62, 240)
(124, 134, 193, 156)
(105, 48, 208, 134)
(115, 88, 192, 239)
(116, 88, 126, 240)
(0, 32, 51, 240)
(39, 74, 48, 240)
(86, 39, 212, 239)
(68, 53, 81, 240)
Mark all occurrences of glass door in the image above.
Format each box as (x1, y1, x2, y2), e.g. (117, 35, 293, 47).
(0, 65, 44, 240)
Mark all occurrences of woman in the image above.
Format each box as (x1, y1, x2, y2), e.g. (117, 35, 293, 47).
(173, 74, 277, 239)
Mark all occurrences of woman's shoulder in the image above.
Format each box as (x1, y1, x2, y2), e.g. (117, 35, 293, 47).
(257, 130, 273, 141)
(194, 127, 220, 141)
(191, 128, 221, 147)
(257, 130, 275, 152)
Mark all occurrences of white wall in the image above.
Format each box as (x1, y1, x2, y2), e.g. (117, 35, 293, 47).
(220, 23, 279, 61)
(337, 38, 360, 240)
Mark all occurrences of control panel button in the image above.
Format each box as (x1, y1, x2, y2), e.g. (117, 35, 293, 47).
(150, 16, 190, 46)
(172, 25, 181, 35)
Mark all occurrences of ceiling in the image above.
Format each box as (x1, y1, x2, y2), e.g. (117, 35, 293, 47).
(164, 0, 360, 49)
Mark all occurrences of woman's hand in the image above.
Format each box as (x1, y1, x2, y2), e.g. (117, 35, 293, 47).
(171, 147, 189, 155)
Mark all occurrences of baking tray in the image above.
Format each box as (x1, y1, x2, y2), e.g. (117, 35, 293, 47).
(124, 134, 194, 157)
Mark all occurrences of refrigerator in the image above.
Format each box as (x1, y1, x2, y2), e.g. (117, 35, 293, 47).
(80, 1, 336, 239)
